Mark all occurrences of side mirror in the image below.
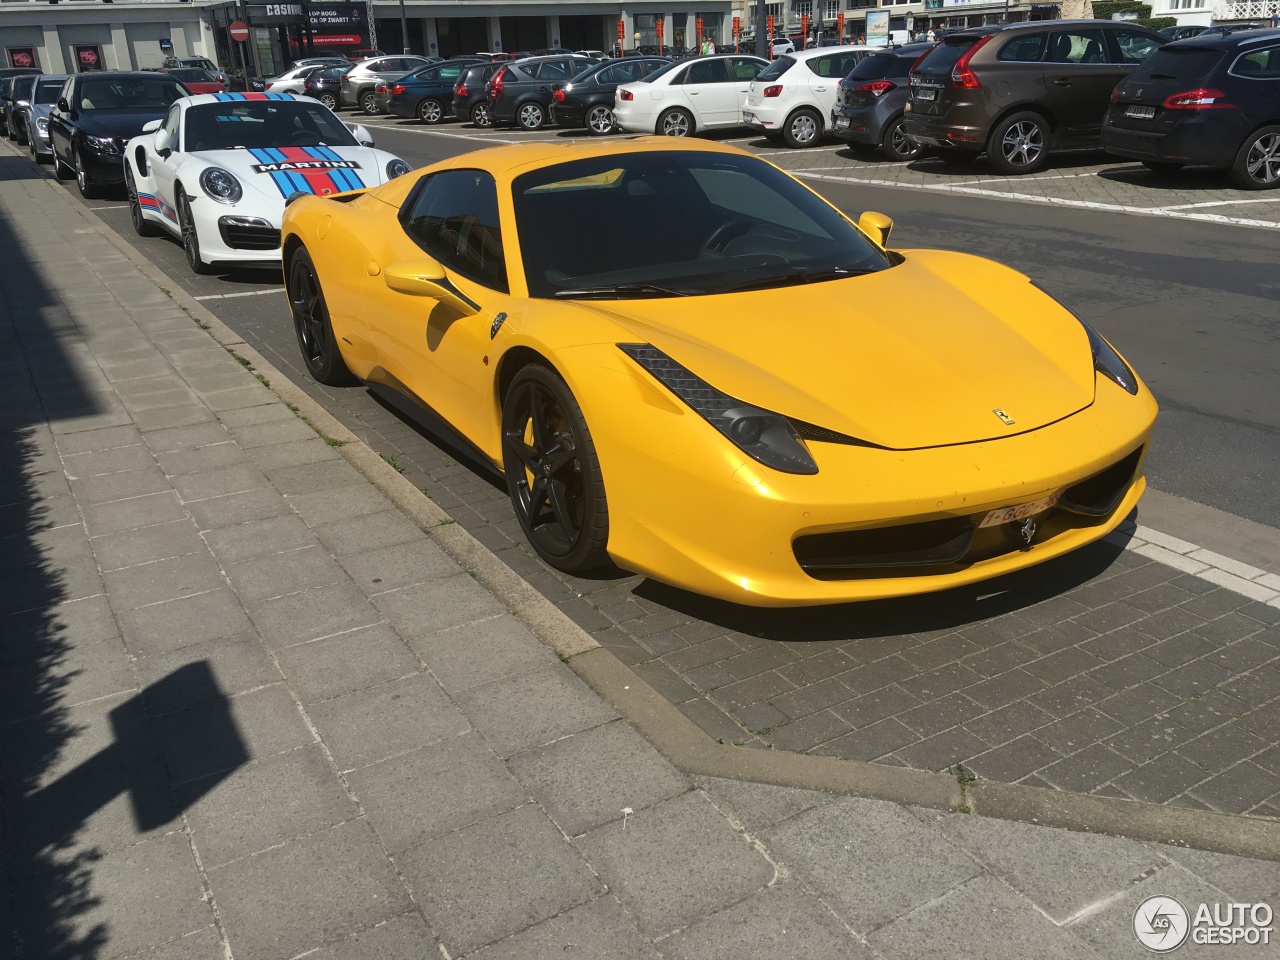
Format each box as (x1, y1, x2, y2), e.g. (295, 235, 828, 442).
(347, 123, 374, 146)
(383, 259, 479, 315)
(153, 128, 172, 156)
(858, 211, 893, 248)
(57, 97, 69, 112)
(142, 118, 162, 133)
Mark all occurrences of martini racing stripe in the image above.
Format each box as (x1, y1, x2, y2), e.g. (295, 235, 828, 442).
(212, 92, 293, 102)
(246, 146, 365, 196)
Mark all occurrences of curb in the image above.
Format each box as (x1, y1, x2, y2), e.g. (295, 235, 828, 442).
(21, 143, 1280, 863)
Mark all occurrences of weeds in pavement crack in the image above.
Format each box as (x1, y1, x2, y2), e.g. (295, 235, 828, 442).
(949, 763, 976, 814)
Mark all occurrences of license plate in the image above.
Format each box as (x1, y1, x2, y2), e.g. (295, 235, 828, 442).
(979, 492, 1062, 529)
(1125, 105, 1156, 120)
(915, 88, 937, 102)
(833, 115, 850, 128)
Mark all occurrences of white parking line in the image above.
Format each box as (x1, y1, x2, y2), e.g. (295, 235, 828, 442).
(946, 171, 1101, 187)
(1156, 197, 1280, 211)
(797, 171, 1280, 231)
(194, 288, 284, 302)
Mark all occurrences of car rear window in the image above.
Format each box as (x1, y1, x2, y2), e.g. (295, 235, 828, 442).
(913, 35, 983, 79)
(846, 52, 916, 81)
(1130, 46, 1224, 83)
(757, 56, 795, 81)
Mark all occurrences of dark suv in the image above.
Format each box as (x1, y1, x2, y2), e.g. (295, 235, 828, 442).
(488, 55, 598, 129)
(902, 21, 1166, 174)
(1103, 30, 1280, 189)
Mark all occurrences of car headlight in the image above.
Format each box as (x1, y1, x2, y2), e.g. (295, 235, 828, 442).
(82, 135, 120, 155)
(619, 344, 818, 475)
(36, 117, 48, 131)
(200, 167, 243, 204)
(386, 158, 411, 179)
(1032, 282, 1138, 395)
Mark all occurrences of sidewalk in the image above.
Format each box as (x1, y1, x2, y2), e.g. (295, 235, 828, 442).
(0, 153, 1276, 960)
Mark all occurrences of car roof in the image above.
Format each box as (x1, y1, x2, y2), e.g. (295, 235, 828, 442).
(787, 44, 876, 60)
(179, 91, 306, 108)
(1180, 26, 1280, 46)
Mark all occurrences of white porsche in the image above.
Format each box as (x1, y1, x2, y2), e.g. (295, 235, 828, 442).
(124, 92, 411, 274)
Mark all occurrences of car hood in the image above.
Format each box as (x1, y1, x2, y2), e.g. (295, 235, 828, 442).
(188, 145, 393, 198)
(580, 250, 1098, 450)
(77, 110, 169, 139)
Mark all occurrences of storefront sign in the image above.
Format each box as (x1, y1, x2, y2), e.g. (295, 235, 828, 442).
(246, 3, 305, 25)
(74, 45, 104, 72)
(306, 2, 371, 48)
(6, 47, 38, 69)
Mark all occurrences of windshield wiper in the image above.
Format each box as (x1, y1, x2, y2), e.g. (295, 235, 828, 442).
(553, 283, 691, 299)
(724, 267, 873, 293)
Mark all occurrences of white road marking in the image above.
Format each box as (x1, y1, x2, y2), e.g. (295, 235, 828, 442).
(1154, 197, 1280, 211)
(797, 171, 1280, 231)
(195, 287, 284, 301)
(946, 171, 1101, 186)
(1123, 524, 1280, 608)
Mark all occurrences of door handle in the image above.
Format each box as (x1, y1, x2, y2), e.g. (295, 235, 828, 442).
(815, 85, 827, 91)
(1053, 79, 1073, 86)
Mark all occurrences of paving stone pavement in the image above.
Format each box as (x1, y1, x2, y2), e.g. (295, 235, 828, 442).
(3, 149, 1279, 960)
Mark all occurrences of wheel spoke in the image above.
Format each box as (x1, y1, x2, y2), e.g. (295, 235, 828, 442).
(527, 475, 549, 513)
(529, 386, 553, 450)
(547, 478, 576, 535)
(502, 431, 539, 472)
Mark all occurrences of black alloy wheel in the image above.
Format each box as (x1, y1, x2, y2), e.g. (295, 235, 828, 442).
(471, 102, 492, 127)
(586, 103, 616, 135)
(881, 116, 924, 162)
(1230, 125, 1280, 190)
(417, 98, 444, 124)
(125, 166, 158, 237)
(501, 365, 609, 573)
(987, 111, 1049, 175)
(287, 247, 357, 386)
(177, 189, 213, 275)
(74, 148, 98, 199)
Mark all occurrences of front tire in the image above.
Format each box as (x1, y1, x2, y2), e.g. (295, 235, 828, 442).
(177, 189, 213, 275)
(54, 145, 73, 180)
(74, 149, 98, 199)
(125, 166, 159, 238)
(1229, 125, 1280, 190)
(501, 365, 610, 573)
(657, 107, 693, 137)
(516, 101, 545, 130)
(287, 247, 357, 386)
(471, 102, 492, 127)
(987, 111, 1050, 175)
(881, 116, 924, 162)
(417, 98, 444, 124)
(782, 108, 822, 148)
(585, 104, 616, 135)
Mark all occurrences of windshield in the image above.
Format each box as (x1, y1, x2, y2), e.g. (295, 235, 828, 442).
(1131, 46, 1224, 82)
(183, 100, 358, 151)
(757, 56, 796, 81)
(169, 69, 215, 83)
(77, 77, 186, 112)
(513, 151, 892, 299)
(34, 78, 64, 105)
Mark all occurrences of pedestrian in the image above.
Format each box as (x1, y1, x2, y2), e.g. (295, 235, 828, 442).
(707, 38, 716, 53)
(927, 28, 936, 41)
(1272, 6, 1279, 27)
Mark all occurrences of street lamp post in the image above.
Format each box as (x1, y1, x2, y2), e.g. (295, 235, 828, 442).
(399, 0, 409, 53)
(755, 0, 767, 57)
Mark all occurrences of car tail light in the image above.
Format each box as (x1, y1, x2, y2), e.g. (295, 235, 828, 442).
(1162, 87, 1233, 110)
(490, 68, 509, 99)
(1110, 86, 1119, 104)
(855, 80, 896, 96)
(762, 85, 783, 97)
(619, 88, 634, 100)
(553, 88, 565, 102)
(951, 35, 993, 89)
(375, 83, 387, 94)
(455, 82, 467, 97)
(389, 84, 405, 95)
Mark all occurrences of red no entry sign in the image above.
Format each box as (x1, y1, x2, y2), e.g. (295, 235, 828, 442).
(229, 20, 250, 42)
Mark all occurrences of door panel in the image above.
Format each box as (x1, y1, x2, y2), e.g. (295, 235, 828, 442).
(1043, 28, 1126, 142)
(682, 59, 736, 126)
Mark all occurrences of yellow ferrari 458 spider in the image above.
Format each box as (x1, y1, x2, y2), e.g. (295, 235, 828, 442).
(280, 138, 1157, 606)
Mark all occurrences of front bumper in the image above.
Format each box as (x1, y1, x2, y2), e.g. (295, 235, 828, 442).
(575, 351, 1157, 606)
(80, 149, 126, 185)
(31, 122, 52, 156)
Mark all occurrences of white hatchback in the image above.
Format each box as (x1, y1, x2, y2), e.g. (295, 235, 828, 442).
(614, 54, 769, 137)
(743, 46, 873, 147)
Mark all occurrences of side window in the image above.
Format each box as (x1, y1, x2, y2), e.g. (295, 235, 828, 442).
(537, 62, 571, 80)
(1046, 29, 1108, 65)
(729, 57, 765, 79)
(400, 170, 508, 293)
(814, 52, 863, 77)
(684, 60, 728, 83)
(438, 64, 465, 81)
(417, 67, 440, 81)
(1110, 29, 1163, 64)
(613, 61, 645, 82)
(998, 33, 1047, 62)
(1231, 45, 1280, 78)
(162, 104, 181, 148)
(59, 79, 74, 110)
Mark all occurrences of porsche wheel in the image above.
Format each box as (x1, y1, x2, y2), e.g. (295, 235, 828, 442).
(1229, 125, 1280, 190)
(318, 93, 337, 110)
(516, 101, 545, 131)
(658, 107, 693, 137)
(881, 116, 923, 162)
(417, 98, 444, 124)
(125, 166, 158, 238)
(74, 150, 98, 199)
(471, 102, 492, 127)
(177, 189, 213, 276)
(586, 104, 616, 136)
(501, 365, 609, 573)
(288, 247, 357, 386)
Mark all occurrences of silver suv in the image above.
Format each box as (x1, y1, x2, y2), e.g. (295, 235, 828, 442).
(341, 56, 436, 113)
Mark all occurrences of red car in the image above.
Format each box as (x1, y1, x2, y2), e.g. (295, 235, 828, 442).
(164, 68, 225, 95)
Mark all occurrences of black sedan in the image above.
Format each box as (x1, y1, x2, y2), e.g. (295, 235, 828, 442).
(3, 73, 42, 143)
(302, 65, 349, 110)
(1103, 30, 1280, 189)
(451, 62, 505, 127)
(388, 58, 484, 123)
(830, 44, 932, 161)
(1, 72, 40, 129)
(48, 72, 187, 198)
(488, 54, 598, 130)
(550, 57, 669, 134)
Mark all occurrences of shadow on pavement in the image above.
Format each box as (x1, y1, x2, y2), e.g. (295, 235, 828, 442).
(0, 155, 248, 959)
